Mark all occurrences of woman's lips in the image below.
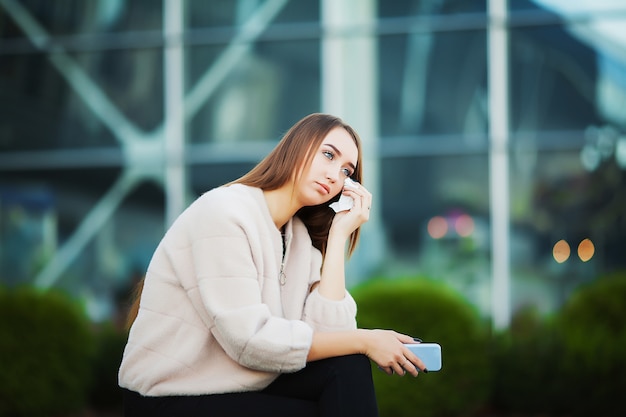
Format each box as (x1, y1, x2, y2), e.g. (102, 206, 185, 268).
(316, 182, 330, 194)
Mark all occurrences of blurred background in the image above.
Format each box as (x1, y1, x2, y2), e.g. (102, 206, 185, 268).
(1, 1, 625, 416)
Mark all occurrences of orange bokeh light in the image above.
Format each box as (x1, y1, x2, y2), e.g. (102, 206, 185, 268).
(553, 239, 570, 263)
(578, 238, 595, 262)
(427, 216, 448, 239)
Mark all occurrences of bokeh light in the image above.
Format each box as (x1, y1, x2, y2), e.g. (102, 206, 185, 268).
(427, 216, 448, 239)
(553, 239, 570, 263)
(454, 214, 475, 237)
(577, 238, 595, 262)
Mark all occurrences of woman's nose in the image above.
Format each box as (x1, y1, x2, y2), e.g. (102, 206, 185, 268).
(326, 168, 339, 182)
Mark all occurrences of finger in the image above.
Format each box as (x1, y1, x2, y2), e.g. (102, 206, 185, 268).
(404, 349, 427, 373)
(345, 186, 371, 200)
(362, 191, 372, 212)
(342, 187, 361, 198)
(398, 334, 417, 344)
(380, 366, 394, 375)
(392, 361, 406, 376)
(402, 358, 420, 377)
(350, 189, 371, 212)
(344, 191, 368, 214)
(393, 357, 416, 377)
(356, 190, 371, 206)
(343, 180, 368, 195)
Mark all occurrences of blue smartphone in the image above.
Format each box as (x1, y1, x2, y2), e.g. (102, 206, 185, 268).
(404, 343, 442, 372)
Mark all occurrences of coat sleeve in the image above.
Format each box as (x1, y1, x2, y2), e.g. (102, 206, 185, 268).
(301, 245, 358, 332)
(302, 288, 358, 331)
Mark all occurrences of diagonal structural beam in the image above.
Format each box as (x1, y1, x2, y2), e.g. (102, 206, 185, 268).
(0, 0, 144, 146)
(183, 0, 289, 122)
(33, 171, 140, 289)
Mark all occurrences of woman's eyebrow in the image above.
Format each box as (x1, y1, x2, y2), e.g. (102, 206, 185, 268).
(324, 143, 356, 170)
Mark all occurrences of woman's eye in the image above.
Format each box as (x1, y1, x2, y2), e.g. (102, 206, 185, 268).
(323, 150, 334, 160)
(341, 168, 352, 177)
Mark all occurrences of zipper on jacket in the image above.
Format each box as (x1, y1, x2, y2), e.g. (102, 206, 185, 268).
(279, 233, 291, 285)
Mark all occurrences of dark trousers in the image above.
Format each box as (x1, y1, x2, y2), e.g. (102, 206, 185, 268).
(123, 354, 379, 417)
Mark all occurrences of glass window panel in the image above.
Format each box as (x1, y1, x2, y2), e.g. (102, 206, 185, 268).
(187, 39, 320, 143)
(0, 0, 162, 39)
(0, 181, 56, 287)
(508, 4, 626, 136)
(509, 25, 604, 135)
(0, 50, 163, 151)
(507, 1, 626, 311)
(67, 48, 165, 132)
(187, 0, 319, 28)
(0, 47, 163, 152)
(379, 29, 487, 138)
(189, 162, 256, 196)
(382, 154, 490, 254)
(510, 0, 626, 15)
(380, 153, 491, 313)
(379, 0, 486, 18)
(509, 0, 551, 13)
(509, 146, 626, 312)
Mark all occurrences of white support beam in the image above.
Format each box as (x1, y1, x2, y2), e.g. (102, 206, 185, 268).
(488, 0, 512, 329)
(164, 0, 187, 226)
(322, 0, 383, 284)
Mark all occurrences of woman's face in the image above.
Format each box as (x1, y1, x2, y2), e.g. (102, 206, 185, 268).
(297, 127, 358, 207)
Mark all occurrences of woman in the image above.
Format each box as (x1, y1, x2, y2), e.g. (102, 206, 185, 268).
(118, 113, 427, 417)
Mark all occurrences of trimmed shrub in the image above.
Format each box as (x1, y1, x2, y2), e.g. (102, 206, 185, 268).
(493, 272, 626, 417)
(87, 323, 127, 412)
(553, 272, 626, 417)
(490, 305, 566, 415)
(0, 286, 95, 417)
(352, 277, 492, 417)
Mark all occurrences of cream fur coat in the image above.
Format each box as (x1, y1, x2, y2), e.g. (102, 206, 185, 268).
(118, 184, 357, 396)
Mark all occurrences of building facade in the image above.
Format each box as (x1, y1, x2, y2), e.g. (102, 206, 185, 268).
(1, 0, 625, 326)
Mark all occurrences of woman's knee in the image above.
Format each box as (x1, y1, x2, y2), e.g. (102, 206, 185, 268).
(318, 354, 373, 380)
(329, 354, 371, 368)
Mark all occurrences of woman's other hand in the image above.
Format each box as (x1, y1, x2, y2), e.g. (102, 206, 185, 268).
(359, 329, 426, 377)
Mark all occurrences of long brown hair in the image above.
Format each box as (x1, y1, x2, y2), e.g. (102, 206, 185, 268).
(232, 112, 363, 257)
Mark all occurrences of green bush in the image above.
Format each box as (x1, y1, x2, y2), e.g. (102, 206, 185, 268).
(492, 272, 626, 417)
(0, 286, 96, 417)
(490, 305, 566, 415)
(553, 271, 626, 417)
(352, 277, 492, 417)
(87, 323, 127, 412)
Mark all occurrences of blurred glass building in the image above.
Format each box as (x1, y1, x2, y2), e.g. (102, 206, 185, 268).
(1, 0, 625, 327)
